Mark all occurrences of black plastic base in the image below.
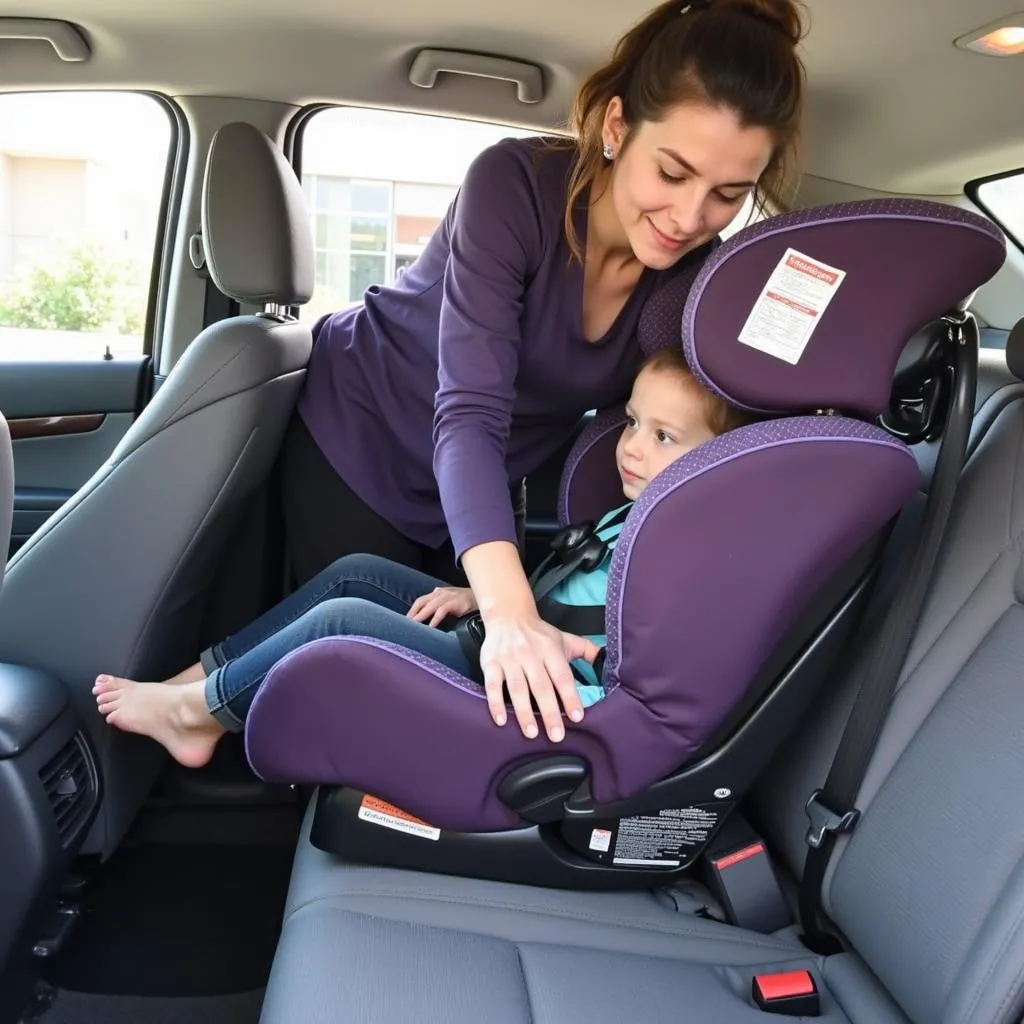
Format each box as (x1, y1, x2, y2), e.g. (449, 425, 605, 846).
(311, 787, 711, 890)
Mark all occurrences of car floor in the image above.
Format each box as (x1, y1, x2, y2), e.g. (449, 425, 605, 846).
(28, 751, 302, 1024)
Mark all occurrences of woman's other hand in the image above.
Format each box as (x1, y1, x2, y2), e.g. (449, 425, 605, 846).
(407, 586, 478, 627)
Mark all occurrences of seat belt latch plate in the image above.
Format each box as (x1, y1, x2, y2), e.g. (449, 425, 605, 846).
(804, 790, 860, 849)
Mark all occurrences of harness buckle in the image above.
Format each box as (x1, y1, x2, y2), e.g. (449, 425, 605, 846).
(803, 790, 860, 850)
(549, 521, 607, 572)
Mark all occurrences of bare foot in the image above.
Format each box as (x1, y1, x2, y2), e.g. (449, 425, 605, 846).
(93, 675, 225, 768)
(164, 662, 206, 687)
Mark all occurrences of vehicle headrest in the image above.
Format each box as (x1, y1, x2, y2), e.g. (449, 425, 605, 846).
(1006, 318, 1024, 382)
(201, 122, 315, 307)
(642, 201, 1005, 418)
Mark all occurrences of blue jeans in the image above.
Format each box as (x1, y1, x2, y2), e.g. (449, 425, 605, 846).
(200, 553, 471, 731)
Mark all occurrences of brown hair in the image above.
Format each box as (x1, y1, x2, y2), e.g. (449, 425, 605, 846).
(641, 346, 751, 435)
(563, 0, 807, 261)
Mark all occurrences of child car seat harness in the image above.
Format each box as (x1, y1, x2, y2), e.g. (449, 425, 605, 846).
(453, 505, 632, 686)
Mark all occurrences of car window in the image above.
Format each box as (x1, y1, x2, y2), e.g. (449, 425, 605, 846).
(973, 170, 1024, 250)
(0, 92, 175, 361)
(297, 107, 539, 321)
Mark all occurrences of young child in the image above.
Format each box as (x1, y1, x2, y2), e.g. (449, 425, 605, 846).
(94, 348, 748, 766)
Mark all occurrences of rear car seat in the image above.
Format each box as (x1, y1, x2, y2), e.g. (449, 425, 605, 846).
(257, 309, 1024, 1023)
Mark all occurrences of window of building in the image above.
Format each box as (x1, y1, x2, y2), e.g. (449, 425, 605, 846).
(0, 92, 175, 360)
(298, 107, 538, 320)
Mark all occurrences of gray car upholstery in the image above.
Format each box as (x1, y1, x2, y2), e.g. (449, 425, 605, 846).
(261, 804, 907, 1023)
(202, 121, 314, 306)
(0, 122, 314, 857)
(259, 345, 1024, 1023)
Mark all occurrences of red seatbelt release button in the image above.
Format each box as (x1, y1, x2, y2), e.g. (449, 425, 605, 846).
(752, 970, 820, 1016)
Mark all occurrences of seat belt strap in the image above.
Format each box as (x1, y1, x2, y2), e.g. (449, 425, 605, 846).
(799, 311, 978, 952)
(202, 277, 238, 327)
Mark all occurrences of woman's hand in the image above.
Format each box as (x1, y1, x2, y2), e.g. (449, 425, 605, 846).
(407, 586, 478, 627)
(479, 611, 598, 743)
(459, 540, 595, 742)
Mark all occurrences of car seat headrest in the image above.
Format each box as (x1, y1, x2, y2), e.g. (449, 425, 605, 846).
(641, 201, 1006, 419)
(1005, 318, 1024, 382)
(201, 122, 315, 307)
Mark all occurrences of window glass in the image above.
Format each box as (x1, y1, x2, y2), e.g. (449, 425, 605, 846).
(299, 107, 537, 319)
(0, 92, 173, 360)
(975, 171, 1024, 248)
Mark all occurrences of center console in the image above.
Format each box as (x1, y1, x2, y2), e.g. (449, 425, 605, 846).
(0, 663, 100, 1022)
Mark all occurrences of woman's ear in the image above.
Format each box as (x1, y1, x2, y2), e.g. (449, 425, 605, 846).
(601, 97, 629, 155)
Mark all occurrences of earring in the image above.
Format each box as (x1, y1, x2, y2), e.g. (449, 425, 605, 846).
(603, 144, 614, 160)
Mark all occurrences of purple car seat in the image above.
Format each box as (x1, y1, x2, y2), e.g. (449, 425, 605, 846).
(245, 199, 1004, 889)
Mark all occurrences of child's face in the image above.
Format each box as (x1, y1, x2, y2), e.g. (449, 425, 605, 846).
(615, 367, 717, 501)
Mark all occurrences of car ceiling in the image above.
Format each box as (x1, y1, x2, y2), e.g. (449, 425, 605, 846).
(0, 0, 1021, 195)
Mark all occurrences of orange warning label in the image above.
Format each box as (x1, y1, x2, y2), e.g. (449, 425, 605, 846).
(357, 794, 441, 841)
(784, 254, 840, 285)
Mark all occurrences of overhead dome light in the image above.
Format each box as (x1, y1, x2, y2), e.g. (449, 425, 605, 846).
(955, 13, 1024, 56)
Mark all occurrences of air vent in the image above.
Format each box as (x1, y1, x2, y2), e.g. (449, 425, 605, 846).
(38, 734, 95, 846)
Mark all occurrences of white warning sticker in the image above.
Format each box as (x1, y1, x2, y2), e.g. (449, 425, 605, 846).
(737, 248, 846, 365)
(589, 828, 612, 853)
(610, 807, 720, 866)
(357, 794, 441, 841)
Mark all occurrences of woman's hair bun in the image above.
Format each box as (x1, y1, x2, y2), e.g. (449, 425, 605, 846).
(714, 0, 806, 47)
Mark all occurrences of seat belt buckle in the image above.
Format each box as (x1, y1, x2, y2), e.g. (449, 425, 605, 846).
(804, 790, 860, 849)
(752, 970, 820, 1017)
(705, 840, 791, 933)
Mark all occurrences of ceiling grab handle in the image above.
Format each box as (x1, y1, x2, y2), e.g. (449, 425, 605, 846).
(0, 18, 91, 62)
(409, 48, 544, 104)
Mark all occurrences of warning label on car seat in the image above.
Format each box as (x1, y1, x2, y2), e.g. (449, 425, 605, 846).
(357, 794, 441, 841)
(612, 807, 720, 866)
(737, 247, 846, 365)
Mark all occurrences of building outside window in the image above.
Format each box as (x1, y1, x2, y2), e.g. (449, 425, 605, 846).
(299, 107, 538, 320)
(0, 92, 172, 360)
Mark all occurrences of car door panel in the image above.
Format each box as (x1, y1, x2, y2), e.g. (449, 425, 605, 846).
(0, 359, 148, 554)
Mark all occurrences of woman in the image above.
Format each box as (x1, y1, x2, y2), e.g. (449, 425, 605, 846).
(280, 0, 806, 744)
(95, 348, 748, 762)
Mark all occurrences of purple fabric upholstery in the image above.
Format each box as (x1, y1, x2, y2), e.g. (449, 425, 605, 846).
(559, 408, 627, 526)
(683, 201, 1005, 416)
(245, 200, 1002, 834)
(637, 256, 705, 358)
(246, 417, 918, 828)
(600, 417, 918, 787)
